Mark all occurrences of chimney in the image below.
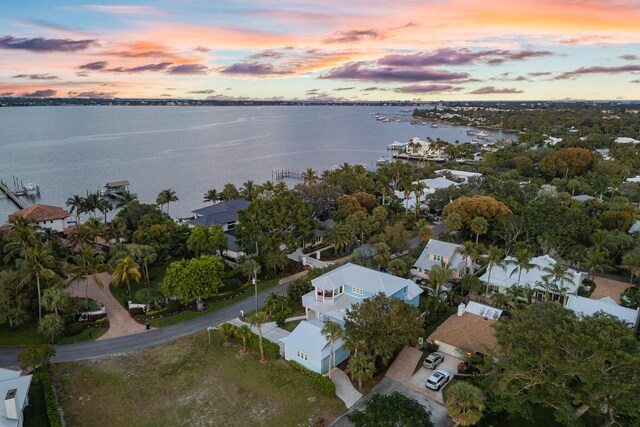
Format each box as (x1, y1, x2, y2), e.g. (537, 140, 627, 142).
(457, 303, 466, 317)
(5, 388, 17, 420)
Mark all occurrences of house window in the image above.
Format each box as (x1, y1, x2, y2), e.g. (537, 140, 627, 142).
(433, 254, 443, 262)
(316, 288, 334, 302)
(352, 287, 364, 295)
(488, 285, 500, 294)
(296, 350, 308, 361)
(338, 285, 343, 295)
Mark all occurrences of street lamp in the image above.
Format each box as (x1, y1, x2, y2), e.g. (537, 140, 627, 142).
(253, 267, 258, 312)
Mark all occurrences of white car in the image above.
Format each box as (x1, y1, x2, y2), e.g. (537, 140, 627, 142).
(423, 352, 444, 369)
(425, 370, 450, 391)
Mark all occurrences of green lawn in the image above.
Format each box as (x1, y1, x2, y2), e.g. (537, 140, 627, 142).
(52, 331, 344, 427)
(0, 321, 107, 347)
(280, 319, 303, 332)
(148, 278, 280, 327)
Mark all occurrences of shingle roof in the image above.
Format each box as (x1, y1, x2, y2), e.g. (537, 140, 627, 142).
(312, 263, 418, 297)
(566, 295, 639, 327)
(9, 204, 68, 222)
(429, 312, 499, 355)
(189, 199, 249, 227)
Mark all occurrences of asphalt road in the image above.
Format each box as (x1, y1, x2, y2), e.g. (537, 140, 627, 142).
(0, 281, 291, 367)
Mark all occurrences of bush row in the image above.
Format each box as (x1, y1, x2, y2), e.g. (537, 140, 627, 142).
(226, 323, 281, 359)
(34, 371, 62, 427)
(63, 318, 110, 337)
(209, 282, 252, 302)
(288, 361, 336, 396)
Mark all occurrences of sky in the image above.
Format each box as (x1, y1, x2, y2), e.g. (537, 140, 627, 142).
(1, 0, 640, 101)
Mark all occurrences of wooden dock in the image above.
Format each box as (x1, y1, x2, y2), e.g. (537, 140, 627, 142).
(272, 169, 304, 181)
(0, 180, 28, 209)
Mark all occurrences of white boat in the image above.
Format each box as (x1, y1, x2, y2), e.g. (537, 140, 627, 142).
(388, 140, 410, 150)
(431, 123, 439, 128)
(376, 157, 393, 166)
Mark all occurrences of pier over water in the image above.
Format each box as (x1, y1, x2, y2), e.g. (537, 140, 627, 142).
(0, 180, 28, 209)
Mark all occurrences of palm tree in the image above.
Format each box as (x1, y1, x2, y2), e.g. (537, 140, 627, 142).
(506, 284, 524, 304)
(542, 261, 573, 299)
(85, 217, 105, 243)
(241, 259, 262, 283)
(129, 245, 157, 288)
(16, 244, 57, 321)
(203, 188, 219, 204)
(402, 180, 415, 216)
(156, 189, 178, 215)
(3, 216, 40, 264)
(236, 324, 252, 354)
(115, 190, 137, 208)
(111, 256, 142, 301)
(38, 313, 65, 344)
(484, 246, 504, 297)
(248, 311, 269, 362)
(455, 241, 477, 276)
(508, 247, 535, 287)
(412, 180, 426, 220)
(96, 199, 113, 223)
(84, 191, 101, 217)
(240, 180, 257, 201)
(348, 353, 375, 389)
(42, 285, 70, 315)
(66, 194, 85, 224)
(428, 262, 452, 297)
(445, 381, 485, 426)
(301, 168, 319, 185)
(622, 250, 640, 286)
(264, 292, 280, 317)
(219, 323, 237, 346)
(490, 292, 510, 309)
(274, 181, 288, 195)
(416, 219, 433, 244)
(321, 320, 344, 378)
(323, 223, 354, 252)
(582, 247, 610, 281)
(470, 216, 489, 243)
(389, 161, 404, 190)
(66, 247, 109, 309)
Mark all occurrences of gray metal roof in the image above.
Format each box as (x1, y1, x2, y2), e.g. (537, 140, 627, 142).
(281, 319, 345, 358)
(189, 199, 249, 226)
(0, 368, 32, 427)
(414, 239, 467, 271)
(566, 296, 639, 327)
(312, 263, 417, 296)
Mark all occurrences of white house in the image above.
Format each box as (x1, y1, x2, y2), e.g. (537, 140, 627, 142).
(629, 220, 640, 234)
(8, 204, 69, 233)
(411, 239, 471, 280)
(615, 137, 640, 144)
(394, 177, 458, 210)
(0, 368, 32, 427)
(566, 295, 640, 329)
(404, 138, 447, 160)
(282, 263, 423, 374)
(479, 254, 587, 305)
(435, 169, 483, 183)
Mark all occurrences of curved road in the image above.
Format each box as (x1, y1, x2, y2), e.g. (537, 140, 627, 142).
(0, 281, 291, 367)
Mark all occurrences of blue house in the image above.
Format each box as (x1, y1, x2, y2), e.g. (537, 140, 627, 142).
(282, 263, 423, 374)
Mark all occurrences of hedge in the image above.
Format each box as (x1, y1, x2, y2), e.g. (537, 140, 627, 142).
(34, 371, 62, 427)
(288, 361, 336, 397)
(225, 323, 281, 359)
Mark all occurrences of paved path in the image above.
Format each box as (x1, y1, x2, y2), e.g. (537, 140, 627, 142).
(227, 318, 291, 354)
(66, 272, 148, 340)
(331, 368, 362, 409)
(590, 276, 630, 303)
(288, 248, 330, 269)
(386, 346, 444, 404)
(0, 280, 294, 367)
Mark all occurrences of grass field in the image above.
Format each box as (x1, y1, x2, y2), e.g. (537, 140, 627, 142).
(53, 331, 344, 427)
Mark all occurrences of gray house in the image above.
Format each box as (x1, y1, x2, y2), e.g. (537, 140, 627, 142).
(187, 199, 250, 260)
(411, 239, 470, 280)
(1, 368, 32, 427)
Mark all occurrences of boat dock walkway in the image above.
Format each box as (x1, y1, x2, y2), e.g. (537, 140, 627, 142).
(0, 180, 28, 209)
(272, 169, 303, 181)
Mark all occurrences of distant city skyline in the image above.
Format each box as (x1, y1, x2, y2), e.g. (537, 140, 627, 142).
(2, 0, 640, 101)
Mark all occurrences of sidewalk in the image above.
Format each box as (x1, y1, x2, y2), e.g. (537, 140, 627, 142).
(226, 317, 291, 354)
(331, 368, 363, 408)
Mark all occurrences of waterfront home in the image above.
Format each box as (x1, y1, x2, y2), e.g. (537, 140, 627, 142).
(0, 368, 32, 427)
(411, 239, 471, 280)
(566, 295, 639, 329)
(187, 199, 250, 260)
(478, 255, 587, 305)
(282, 263, 423, 374)
(8, 204, 69, 233)
(429, 301, 500, 358)
(394, 177, 458, 210)
(434, 169, 482, 183)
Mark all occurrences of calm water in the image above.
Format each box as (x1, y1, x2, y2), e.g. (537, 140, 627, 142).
(0, 106, 512, 220)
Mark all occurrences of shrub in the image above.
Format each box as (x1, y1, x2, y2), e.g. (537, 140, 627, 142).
(423, 341, 439, 353)
(273, 309, 291, 327)
(226, 323, 280, 359)
(34, 371, 62, 427)
(19, 346, 56, 370)
(63, 323, 86, 337)
(129, 307, 145, 317)
(288, 361, 336, 396)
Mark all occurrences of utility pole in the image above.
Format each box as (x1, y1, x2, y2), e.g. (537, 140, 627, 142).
(253, 267, 258, 312)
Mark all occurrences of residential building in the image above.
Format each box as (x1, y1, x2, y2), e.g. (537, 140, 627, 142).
(394, 177, 458, 210)
(187, 199, 250, 260)
(629, 220, 640, 234)
(403, 137, 446, 160)
(566, 295, 640, 329)
(411, 239, 471, 280)
(429, 301, 501, 358)
(0, 368, 32, 427)
(571, 194, 595, 203)
(8, 204, 69, 233)
(282, 263, 423, 374)
(434, 169, 483, 183)
(478, 254, 587, 305)
(615, 137, 640, 144)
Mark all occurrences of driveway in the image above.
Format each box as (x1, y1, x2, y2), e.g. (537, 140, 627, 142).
(409, 353, 462, 399)
(330, 377, 453, 427)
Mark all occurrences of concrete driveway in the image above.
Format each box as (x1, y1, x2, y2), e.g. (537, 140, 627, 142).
(330, 377, 453, 427)
(409, 353, 462, 397)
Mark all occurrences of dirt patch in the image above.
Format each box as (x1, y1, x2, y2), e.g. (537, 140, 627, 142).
(590, 276, 630, 303)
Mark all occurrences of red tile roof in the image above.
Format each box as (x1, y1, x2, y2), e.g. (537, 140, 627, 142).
(9, 204, 69, 222)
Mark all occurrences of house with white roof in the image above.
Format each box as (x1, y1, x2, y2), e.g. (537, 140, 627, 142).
(566, 295, 640, 328)
(394, 177, 458, 210)
(629, 220, 640, 234)
(435, 169, 483, 183)
(0, 368, 32, 427)
(615, 137, 640, 144)
(411, 239, 471, 280)
(479, 255, 587, 305)
(281, 263, 423, 374)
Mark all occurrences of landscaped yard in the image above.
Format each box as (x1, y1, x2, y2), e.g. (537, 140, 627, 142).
(52, 331, 344, 427)
(280, 319, 303, 332)
(0, 321, 108, 346)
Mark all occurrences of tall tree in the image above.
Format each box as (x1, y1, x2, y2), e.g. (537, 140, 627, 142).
(348, 392, 435, 427)
(240, 180, 257, 201)
(161, 255, 224, 311)
(507, 246, 535, 288)
(445, 382, 485, 427)
(454, 241, 477, 276)
(66, 194, 85, 224)
(187, 225, 227, 257)
(41, 285, 70, 315)
(323, 222, 354, 252)
(248, 310, 268, 362)
(241, 259, 262, 283)
(16, 244, 58, 321)
(38, 313, 64, 344)
(156, 189, 178, 215)
(114, 190, 138, 209)
(111, 256, 142, 301)
(220, 183, 240, 201)
(66, 247, 109, 309)
(203, 188, 219, 204)
(301, 168, 319, 185)
(129, 245, 158, 288)
(347, 353, 376, 390)
(97, 199, 113, 223)
(321, 320, 344, 378)
(470, 216, 489, 243)
(428, 262, 452, 297)
(582, 247, 611, 281)
(484, 245, 505, 297)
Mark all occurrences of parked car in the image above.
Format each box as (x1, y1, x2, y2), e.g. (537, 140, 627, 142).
(423, 352, 444, 369)
(425, 370, 450, 391)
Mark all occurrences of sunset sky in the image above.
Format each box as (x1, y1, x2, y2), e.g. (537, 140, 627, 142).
(2, 0, 640, 101)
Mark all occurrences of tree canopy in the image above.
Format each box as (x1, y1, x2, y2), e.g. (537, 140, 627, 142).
(161, 255, 224, 311)
(348, 392, 435, 427)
